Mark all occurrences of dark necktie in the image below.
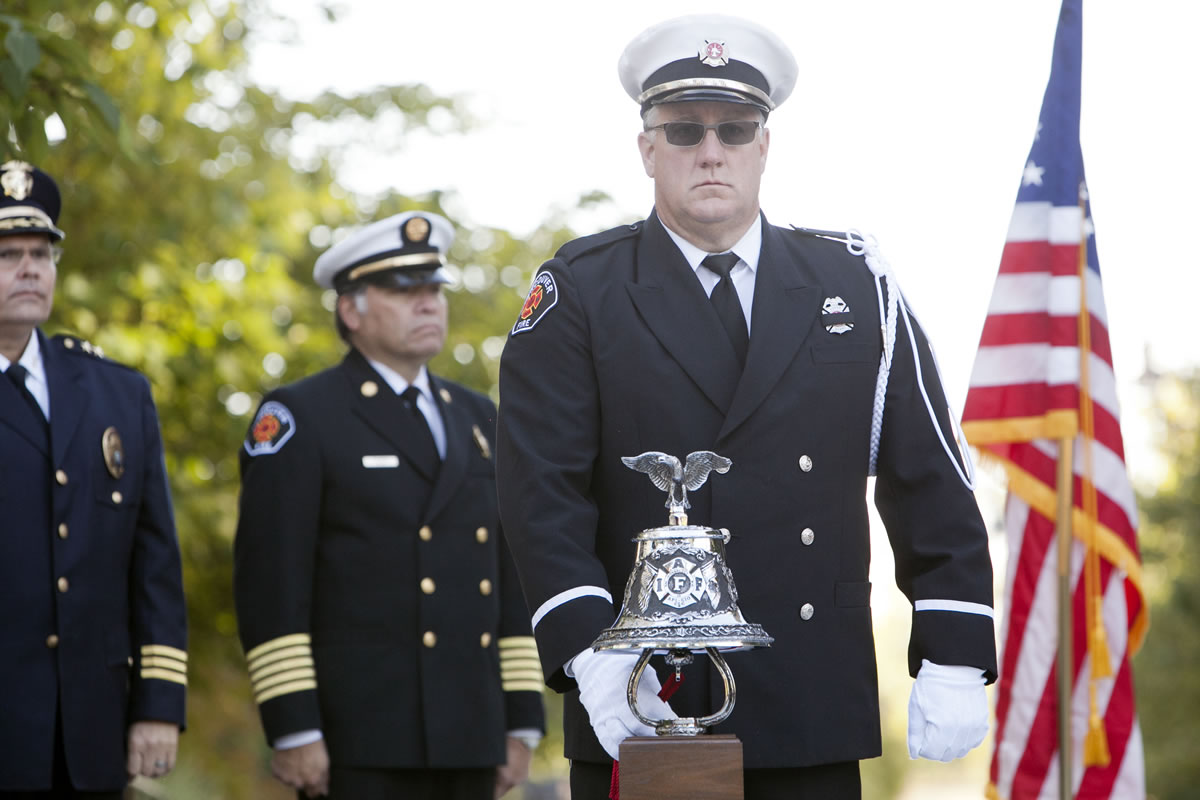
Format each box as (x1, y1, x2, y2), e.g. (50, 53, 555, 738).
(5, 363, 47, 427)
(702, 253, 749, 368)
(400, 385, 440, 479)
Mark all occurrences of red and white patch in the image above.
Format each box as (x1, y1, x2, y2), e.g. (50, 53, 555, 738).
(244, 401, 296, 456)
(699, 40, 729, 67)
(511, 271, 558, 335)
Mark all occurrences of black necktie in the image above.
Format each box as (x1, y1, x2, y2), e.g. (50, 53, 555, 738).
(400, 385, 440, 479)
(702, 253, 749, 367)
(5, 363, 47, 427)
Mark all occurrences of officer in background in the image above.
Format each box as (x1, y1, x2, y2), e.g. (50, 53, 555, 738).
(0, 161, 188, 797)
(496, 15, 997, 800)
(234, 211, 545, 799)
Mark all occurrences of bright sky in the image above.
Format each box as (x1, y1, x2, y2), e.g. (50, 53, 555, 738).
(250, 3, 1199, 480)
(248, 2, 1196, 781)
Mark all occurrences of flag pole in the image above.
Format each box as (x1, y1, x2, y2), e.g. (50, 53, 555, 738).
(1054, 438, 1074, 800)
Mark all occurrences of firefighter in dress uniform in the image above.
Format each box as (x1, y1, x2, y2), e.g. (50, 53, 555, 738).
(0, 161, 187, 798)
(495, 15, 998, 800)
(233, 211, 545, 799)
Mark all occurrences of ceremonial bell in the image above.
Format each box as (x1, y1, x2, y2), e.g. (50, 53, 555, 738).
(592, 451, 772, 736)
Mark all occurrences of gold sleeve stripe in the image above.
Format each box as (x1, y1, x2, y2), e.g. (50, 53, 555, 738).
(497, 636, 538, 651)
(256, 679, 318, 705)
(499, 653, 542, 665)
(141, 668, 188, 686)
(250, 656, 315, 685)
(254, 667, 317, 694)
(247, 645, 313, 672)
(245, 633, 312, 662)
(501, 665, 543, 681)
(502, 678, 547, 693)
(141, 656, 187, 674)
(141, 645, 188, 661)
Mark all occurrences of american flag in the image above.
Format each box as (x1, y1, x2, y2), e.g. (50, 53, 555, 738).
(960, 1, 1147, 798)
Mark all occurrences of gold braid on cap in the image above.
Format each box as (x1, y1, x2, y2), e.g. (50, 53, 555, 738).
(346, 252, 445, 282)
(638, 78, 775, 111)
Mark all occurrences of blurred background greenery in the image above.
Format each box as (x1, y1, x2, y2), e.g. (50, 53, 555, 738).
(3, 3, 1195, 798)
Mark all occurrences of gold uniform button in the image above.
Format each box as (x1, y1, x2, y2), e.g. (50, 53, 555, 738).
(422, 631, 437, 648)
(475, 527, 488, 543)
(46, 634, 60, 648)
(420, 578, 436, 595)
(57, 577, 69, 593)
(64, 338, 75, 349)
(55, 469, 68, 486)
(360, 380, 379, 397)
(419, 525, 433, 541)
(57, 523, 69, 539)
(480, 632, 492, 648)
(479, 579, 493, 596)
(111, 491, 123, 504)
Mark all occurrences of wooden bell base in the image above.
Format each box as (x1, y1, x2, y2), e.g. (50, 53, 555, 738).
(618, 734, 743, 800)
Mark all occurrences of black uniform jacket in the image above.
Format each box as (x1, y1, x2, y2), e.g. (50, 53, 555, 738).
(234, 349, 544, 769)
(0, 331, 187, 792)
(496, 212, 997, 769)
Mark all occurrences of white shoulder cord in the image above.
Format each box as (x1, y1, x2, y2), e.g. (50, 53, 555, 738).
(846, 230, 976, 490)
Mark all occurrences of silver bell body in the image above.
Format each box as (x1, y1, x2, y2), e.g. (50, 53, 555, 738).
(592, 524, 772, 653)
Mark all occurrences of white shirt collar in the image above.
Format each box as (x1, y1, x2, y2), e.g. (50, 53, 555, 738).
(365, 358, 432, 401)
(0, 330, 45, 382)
(660, 216, 763, 275)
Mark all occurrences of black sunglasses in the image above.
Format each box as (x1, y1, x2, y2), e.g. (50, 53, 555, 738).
(645, 120, 762, 147)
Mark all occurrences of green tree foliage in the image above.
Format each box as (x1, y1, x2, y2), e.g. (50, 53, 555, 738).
(1134, 371, 1200, 800)
(5, 2, 593, 795)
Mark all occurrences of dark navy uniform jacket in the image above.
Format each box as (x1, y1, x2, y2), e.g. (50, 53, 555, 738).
(496, 212, 997, 768)
(233, 348, 544, 769)
(0, 331, 187, 792)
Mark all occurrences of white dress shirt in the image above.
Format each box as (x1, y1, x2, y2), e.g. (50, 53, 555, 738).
(0, 332, 50, 420)
(661, 217, 763, 334)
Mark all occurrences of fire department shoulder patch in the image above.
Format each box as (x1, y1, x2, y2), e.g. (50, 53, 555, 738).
(244, 400, 296, 456)
(511, 271, 558, 335)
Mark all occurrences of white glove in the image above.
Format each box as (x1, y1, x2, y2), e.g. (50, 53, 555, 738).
(907, 659, 989, 762)
(569, 647, 677, 760)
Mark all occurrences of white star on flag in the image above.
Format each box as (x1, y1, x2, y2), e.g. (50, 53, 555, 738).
(1021, 160, 1045, 186)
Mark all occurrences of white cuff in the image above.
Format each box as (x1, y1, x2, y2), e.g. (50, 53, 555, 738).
(273, 729, 323, 750)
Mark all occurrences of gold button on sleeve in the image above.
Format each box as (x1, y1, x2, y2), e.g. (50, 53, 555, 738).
(46, 634, 59, 648)
(57, 523, 68, 539)
(422, 631, 437, 648)
(55, 469, 68, 486)
(419, 525, 433, 541)
(420, 578, 436, 594)
(480, 632, 492, 648)
(479, 579, 493, 596)
(57, 577, 69, 593)
(475, 527, 488, 543)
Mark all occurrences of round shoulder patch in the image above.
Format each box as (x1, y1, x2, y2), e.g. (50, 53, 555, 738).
(511, 271, 558, 336)
(244, 400, 296, 456)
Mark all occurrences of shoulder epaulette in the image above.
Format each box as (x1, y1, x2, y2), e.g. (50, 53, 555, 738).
(554, 221, 643, 263)
(53, 334, 134, 371)
(787, 226, 862, 247)
(55, 333, 106, 359)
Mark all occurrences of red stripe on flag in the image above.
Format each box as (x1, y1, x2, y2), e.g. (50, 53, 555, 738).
(989, 506, 1056, 790)
(977, 314, 1112, 366)
(998, 240, 1082, 276)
